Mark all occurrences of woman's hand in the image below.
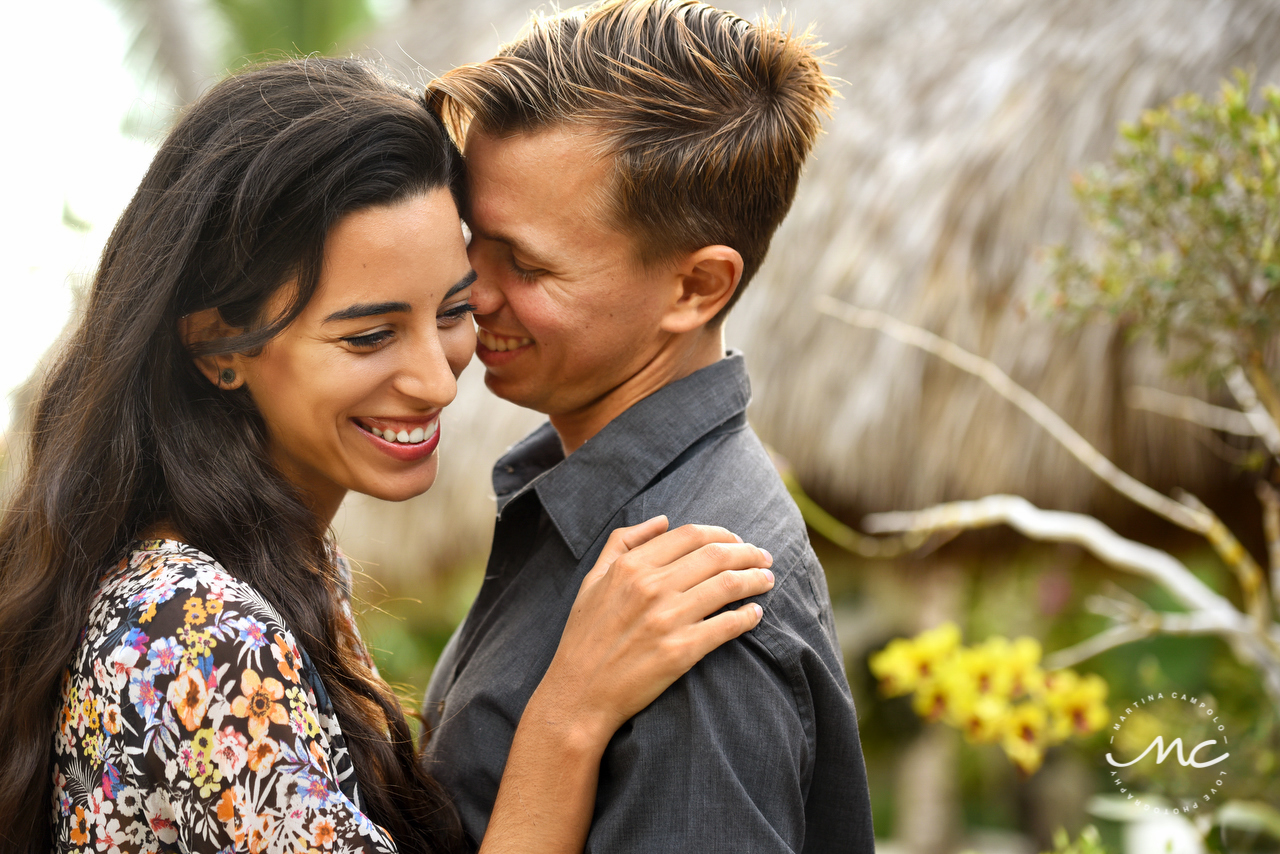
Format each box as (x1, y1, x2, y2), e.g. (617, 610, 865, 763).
(480, 516, 773, 854)
(535, 515, 774, 750)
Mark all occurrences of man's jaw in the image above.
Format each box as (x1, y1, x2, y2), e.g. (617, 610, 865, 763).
(476, 326, 534, 367)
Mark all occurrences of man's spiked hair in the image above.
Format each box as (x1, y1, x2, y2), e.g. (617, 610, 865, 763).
(427, 0, 834, 318)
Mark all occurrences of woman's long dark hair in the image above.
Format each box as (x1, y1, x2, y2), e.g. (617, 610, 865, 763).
(0, 57, 466, 852)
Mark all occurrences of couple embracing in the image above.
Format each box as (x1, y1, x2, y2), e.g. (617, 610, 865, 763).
(0, 1, 875, 852)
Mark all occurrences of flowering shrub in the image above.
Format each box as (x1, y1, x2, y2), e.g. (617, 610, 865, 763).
(869, 623, 1109, 773)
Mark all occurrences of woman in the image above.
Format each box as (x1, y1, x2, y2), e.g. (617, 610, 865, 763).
(0, 57, 774, 853)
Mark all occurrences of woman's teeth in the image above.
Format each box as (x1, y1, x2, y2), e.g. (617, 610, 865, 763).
(477, 327, 532, 352)
(368, 422, 437, 444)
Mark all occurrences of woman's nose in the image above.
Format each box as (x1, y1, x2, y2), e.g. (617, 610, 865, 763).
(393, 334, 459, 407)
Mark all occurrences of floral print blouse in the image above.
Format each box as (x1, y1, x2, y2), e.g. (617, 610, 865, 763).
(51, 539, 398, 853)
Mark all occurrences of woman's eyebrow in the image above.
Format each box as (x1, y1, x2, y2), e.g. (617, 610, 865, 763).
(323, 301, 411, 323)
(445, 270, 478, 299)
(322, 272, 475, 323)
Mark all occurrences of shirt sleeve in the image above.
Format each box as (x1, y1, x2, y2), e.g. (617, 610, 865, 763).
(123, 573, 397, 854)
(584, 619, 812, 853)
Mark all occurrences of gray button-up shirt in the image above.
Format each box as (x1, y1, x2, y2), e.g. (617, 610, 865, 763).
(422, 353, 875, 852)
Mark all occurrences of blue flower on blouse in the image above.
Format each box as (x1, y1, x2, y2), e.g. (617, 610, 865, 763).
(146, 636, 182, 674)
(235, 616, 268, 650)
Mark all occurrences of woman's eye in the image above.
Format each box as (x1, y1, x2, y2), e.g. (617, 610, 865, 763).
(439, 301, 478, 326)
(341, 330, 393, 349)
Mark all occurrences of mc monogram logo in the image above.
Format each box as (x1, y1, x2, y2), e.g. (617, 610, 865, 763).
(1104, 691, 1232, 816)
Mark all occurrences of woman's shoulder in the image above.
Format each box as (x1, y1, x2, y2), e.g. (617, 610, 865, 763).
(96, 539, 280, 621)
(74, 540, 294, 677)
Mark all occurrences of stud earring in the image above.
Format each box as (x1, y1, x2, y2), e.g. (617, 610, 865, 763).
(219, 368, 237, 386)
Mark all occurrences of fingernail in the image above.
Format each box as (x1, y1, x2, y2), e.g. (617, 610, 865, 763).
(733, 533, 743, 543)
(752, 603, 763, 619)
(761, 548, 773, 565)
(761, 568, 774, 584)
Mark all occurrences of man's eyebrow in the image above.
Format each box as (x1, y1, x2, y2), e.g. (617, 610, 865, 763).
(470, 225, 554, 268)
(323, 301, 411, 323)
(445, 270, 478, 299)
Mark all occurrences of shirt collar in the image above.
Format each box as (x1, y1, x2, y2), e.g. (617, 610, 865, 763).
(491, 351, 752, 559)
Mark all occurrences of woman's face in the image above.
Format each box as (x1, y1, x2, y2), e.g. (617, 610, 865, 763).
(234, 189, 476, 521)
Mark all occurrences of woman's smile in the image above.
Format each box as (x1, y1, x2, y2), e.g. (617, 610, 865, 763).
(354, 415, 442, 461)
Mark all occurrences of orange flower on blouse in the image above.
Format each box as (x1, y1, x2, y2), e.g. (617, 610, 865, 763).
(270, 633, 302, 684)
(231, 669, 286, 740)
(168, 668, 210, 731)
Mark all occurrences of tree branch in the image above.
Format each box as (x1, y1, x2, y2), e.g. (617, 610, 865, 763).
(1224, 366, 1280, 457)
(862, 495, 1243, 620)
(1258, 481, 1280, 614)
(1045, 607, 1265, 669)
(1044, 624, 1153, 670)
(816, 297, 1209, 533)
(1176, 491, 1270, 627)
(1126, 385, 1259, 436)
(771, 449, 930, 558)
(1244, 353, 1280, 441)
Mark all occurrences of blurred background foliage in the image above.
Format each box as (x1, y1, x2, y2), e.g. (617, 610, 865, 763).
(15, 1, 1280, 852)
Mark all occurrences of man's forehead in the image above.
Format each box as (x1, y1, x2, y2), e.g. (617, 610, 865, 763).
(463, 125, 623, 250)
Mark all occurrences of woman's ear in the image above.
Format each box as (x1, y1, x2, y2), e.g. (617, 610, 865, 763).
(659, 245, 743, 334)
(178, 308, 247, 389)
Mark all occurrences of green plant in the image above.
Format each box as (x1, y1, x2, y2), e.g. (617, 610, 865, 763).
(1043, 825, 1109, 854)
(1050, 70, 1280, 405)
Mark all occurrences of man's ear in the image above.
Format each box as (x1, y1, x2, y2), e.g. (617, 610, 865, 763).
(178, 308, 247, 389)
(659, 245, 744, 334)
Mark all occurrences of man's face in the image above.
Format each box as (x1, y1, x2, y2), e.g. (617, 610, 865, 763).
(463, 126, 676, 418)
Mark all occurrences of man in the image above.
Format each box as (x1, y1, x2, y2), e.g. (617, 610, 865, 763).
(421, 1, 875, 850)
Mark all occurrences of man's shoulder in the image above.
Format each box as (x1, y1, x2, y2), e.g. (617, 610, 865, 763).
(630, 421, 837, 652)
(637, 418, 796, 526)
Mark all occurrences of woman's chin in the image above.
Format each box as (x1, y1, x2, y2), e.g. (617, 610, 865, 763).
(361, 461, 440, 503)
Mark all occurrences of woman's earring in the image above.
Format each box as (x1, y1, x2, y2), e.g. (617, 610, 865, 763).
(219, 368, 237, 387)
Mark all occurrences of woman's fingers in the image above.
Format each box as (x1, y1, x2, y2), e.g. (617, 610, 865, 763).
(679, 566, 775, 620)
(581, 516, 670, 587)
(608, 522, 743, 573)
(544, 526, 776, 740)
(686, 603, 767, 658)
(634, 540, 773, 593)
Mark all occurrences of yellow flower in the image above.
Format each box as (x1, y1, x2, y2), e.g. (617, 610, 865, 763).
(912, 671, 965, 723)
(1006, 637, 1045, 698)
(205, 596, 224, 616)
(178, 627, 217, 671)
(1002, 702, 1049, 774)
(948, 691, 1009, 744)
(183, 596, 207, 626)
(231, 669, 287, 740)
(956, 640, 1015, 698)
(869, 623, 961, 697)
(192, 727, 216, 758)
(1043, 670, 1109, 742)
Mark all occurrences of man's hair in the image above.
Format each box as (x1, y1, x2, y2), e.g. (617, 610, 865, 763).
(427, 0, 833, 318)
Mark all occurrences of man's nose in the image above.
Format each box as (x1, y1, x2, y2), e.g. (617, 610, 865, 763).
(466, 243, 505, 317)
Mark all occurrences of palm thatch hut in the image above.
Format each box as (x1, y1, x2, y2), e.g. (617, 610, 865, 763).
(339, 0, 1280, 581)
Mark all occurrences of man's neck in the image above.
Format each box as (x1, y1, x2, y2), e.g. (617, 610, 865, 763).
(549, 327, 726, 456)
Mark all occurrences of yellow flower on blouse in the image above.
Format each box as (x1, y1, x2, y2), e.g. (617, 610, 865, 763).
(231, 669, 287, 740)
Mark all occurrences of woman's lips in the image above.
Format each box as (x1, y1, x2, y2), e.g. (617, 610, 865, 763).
(354, 416, 440, 461)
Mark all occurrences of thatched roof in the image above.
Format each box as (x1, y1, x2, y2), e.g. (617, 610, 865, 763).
(339, 0, 1280, 578)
